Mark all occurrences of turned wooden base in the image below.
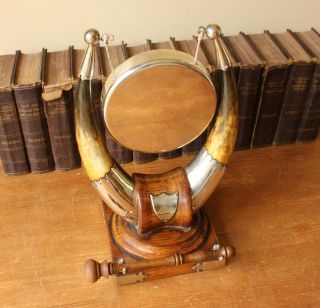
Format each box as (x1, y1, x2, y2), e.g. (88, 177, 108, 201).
(84, 202, 235, 285)
(109, 208, 210, 260)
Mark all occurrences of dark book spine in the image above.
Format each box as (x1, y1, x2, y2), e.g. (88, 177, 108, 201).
(274, 62, 315, 144)
(235, 65, 263, 150)
(297, 63, 320, 141)
(44, 89, 81, 170)
(14, 85, 54, 172)
(251, 66, 290, 147)
(0, 90, 29, 174)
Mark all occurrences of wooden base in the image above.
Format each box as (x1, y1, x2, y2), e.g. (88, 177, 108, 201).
(109, 206, 210, 260)
(84, 202, 234, 285)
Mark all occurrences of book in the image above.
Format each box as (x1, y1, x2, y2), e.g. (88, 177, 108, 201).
(100, 43, 134, 164)
(126, 41, 158, 164)
(170, 37, 212, 156)
(223, 33, 264, 150)
(290, 28, 320, 142)
(0, 51, 29, 175)
(149, 39, 182, 160)
(12, 49, 55, 173)
(245, 32, 291, 147)
(42, 46, 81, 170)
(269, 31, 315, 145)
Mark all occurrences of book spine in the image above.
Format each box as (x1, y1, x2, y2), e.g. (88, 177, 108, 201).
(297, 63, 320, 141)
(251, 66, 290, 147)
(0, 90, 29, 174)
(274, 62, 315, 144)
(235, 65, 263, 150)
(14, 85, 54, 172)
(43, 88, 81, 170)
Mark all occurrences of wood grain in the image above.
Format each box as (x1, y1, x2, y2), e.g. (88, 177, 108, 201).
(0, 141, 320, 307)
(133, 167, 192, 233)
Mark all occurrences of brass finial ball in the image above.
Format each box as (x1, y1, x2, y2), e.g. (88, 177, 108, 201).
(206, 24, 222, 39)
(84, 29, 100, 45)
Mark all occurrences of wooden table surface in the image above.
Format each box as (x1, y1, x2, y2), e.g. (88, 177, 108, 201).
(1, 141, 320, 307)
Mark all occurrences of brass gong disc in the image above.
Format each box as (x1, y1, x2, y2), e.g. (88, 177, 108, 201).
(103, 50, 217, 153)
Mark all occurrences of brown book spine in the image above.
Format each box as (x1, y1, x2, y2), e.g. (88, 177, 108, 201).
(43, 88, 80, 170)
(0, 51, 29, 175)
(251, 66, 290, 147)
(235, 66, 264, 149)
(263, 31, 316, 145)
(43, 47, 81, 170)
(14, 84, 54, 172)
(273, 62, 315, 144)
(285, 29, 320, 142)
(0, 90, 29, 174)
(13, 49, 54, 172)
(297, 63, 320, 141)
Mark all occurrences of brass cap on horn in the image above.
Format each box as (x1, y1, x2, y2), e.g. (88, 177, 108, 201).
(205, 24, 222, 39)
(84, 28, 100, 45)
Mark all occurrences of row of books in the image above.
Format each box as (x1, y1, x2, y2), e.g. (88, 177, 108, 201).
(0, 28, 320, 175)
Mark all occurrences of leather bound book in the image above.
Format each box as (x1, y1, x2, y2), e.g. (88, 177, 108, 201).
(223, 34, 264, 150)
(0, 51, 29, 175)
(149, 40, 182, 160)
(171, 37, 212, 156)
(245, 32, 291, 147)
(126, 42, 158, 164)
(42, 46, 80, 170)
(13, 49, 54, 173)
(290, 29, 320, 142)
(201, 37, 240, 85)
(100, 44, 133, 164)
(269, 31, 316, 145)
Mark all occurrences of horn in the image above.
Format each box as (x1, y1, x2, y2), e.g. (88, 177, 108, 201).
(74, 29, 137, 223)
(74, 25, 238, 227)
(186, 24, 239, 211)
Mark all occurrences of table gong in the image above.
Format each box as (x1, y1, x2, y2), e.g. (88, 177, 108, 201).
(74, 23, 239, 285)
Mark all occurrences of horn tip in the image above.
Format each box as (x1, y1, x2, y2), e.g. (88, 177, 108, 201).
(84, 29, 100, 45)
(206, 24, 222, 39)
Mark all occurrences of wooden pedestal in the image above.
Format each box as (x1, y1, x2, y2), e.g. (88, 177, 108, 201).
(84, 202, 235, 285)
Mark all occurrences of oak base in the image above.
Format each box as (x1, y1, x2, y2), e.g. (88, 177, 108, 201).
(92, 202, 235, 285)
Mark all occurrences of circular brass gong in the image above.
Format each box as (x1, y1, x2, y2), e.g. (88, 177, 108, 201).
(103, 50, 217, 153)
